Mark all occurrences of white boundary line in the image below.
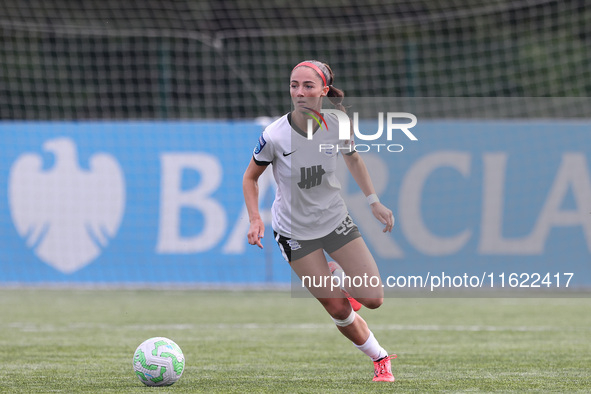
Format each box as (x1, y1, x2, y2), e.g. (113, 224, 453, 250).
(4, 322, 588, 333)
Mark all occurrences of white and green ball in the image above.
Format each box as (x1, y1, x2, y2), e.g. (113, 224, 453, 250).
(132, 337, 185, 386)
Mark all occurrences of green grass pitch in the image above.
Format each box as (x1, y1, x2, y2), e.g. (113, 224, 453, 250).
(1, 288, 591, 393)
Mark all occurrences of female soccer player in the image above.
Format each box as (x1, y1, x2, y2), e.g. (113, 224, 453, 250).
(243, 60, 396, 382)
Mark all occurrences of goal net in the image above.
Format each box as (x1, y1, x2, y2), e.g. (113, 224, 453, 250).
(1, 0, 590, 120)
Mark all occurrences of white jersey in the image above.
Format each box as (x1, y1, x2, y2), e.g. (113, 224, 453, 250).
(253, 112, 355, 240)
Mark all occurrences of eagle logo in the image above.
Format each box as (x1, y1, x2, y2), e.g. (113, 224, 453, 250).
(8, 137, 125, 274)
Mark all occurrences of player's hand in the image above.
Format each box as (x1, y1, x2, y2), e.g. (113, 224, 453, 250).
(370, 202, 395, 233)
(247, 218, 265, 248)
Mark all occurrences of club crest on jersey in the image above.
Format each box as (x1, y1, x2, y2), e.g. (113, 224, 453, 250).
(322, 146, 334, 156)
(254, 134, 266, 154)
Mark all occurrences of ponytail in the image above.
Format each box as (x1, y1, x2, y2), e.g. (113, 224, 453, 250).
(327, 85, 345, 113)
(321, 63, 351, 138)
(322, 63, 346, 113)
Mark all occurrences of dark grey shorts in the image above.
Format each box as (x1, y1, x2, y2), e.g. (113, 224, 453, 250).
(274, 214, 362, 262)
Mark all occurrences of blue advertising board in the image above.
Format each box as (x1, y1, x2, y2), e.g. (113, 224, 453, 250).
(0, 120, 589, 289)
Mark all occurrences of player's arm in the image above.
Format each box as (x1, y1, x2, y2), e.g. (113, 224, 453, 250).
(243, 157, 268, 248)
(342, 152, 394, 233)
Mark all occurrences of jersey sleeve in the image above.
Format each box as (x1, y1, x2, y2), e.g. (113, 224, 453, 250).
(252, 129, 274, 166)
(338, 128, 356, 156)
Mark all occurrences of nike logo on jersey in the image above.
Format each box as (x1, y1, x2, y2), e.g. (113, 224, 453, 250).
(283, 150, 296, 157)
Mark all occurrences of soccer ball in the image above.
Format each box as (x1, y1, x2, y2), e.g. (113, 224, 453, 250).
(132, 337, 185, 386)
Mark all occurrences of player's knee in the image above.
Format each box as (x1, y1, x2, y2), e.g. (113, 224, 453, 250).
(319, 297, 352, 320)
(360, 297, 383, 310)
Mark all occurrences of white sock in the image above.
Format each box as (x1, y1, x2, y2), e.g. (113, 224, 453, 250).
(354, 331, 388, 361)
